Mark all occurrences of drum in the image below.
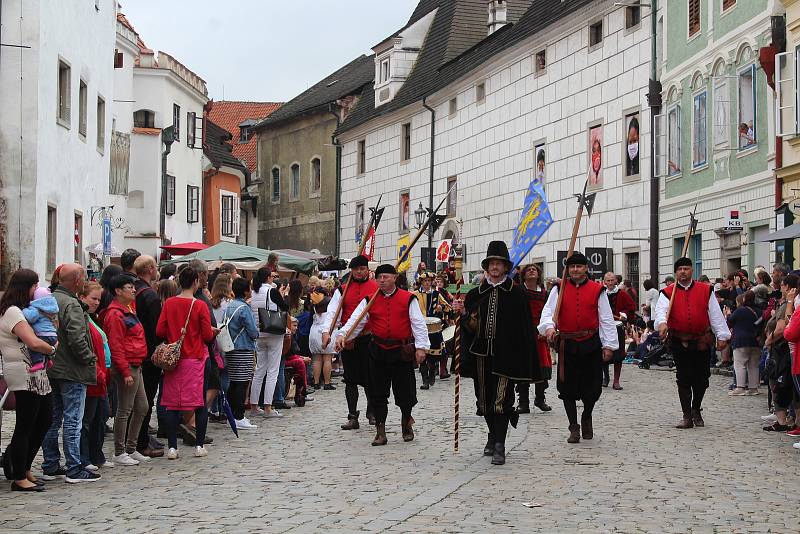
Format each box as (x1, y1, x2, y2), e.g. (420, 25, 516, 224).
(441, 325, 456, 343)
(425, 317, 443, 333)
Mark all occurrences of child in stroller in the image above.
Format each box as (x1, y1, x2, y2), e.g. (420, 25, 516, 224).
(635, 321, 675, 369)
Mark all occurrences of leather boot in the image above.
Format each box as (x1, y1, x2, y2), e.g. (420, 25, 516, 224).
(401, 415, 415, 442)
(491, 443, 506, 465)
(533, 397, 552, 412)
(371, 423, 387, 446)
(419, 365, 430, 390)
(483, 433, 494, 456)
(581, 414, 593, 440)
(341, 411, 360, 430)
(675, 414, 694, 429)
(428, 366, 435, 387)
(692, 408, 705, 427)
(567, 424, 581, 444)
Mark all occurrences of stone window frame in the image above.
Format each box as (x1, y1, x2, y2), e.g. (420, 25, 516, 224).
(690, 73, 709, 171)
(309, 156, 322, 198)
(588, 18, 604, 51)
(289, 161, 301, 202)
(476, 80, 486, 104)
(271, 165, 281, 204)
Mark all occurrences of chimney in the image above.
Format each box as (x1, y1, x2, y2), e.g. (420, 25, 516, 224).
(488, 0, 508, 35)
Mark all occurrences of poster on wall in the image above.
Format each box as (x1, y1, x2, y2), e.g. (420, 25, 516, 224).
(625, 113, 640, 177)
(588, 124, 603, 186)
(355, 202, 365, 243)
(399, 191, 410, 233)
(534, 144, 546, 184)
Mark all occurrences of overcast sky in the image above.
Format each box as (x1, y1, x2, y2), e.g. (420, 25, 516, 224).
(119, 0, 418, 103)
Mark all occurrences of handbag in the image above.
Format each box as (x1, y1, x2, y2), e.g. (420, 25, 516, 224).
(258, 289, 287, 335)
(152, 299, 196, 372)
(216, 304, 245, 353)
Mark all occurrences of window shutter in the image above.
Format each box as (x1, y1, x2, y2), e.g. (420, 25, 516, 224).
(776, 51, 797, 136)
(653, 113, 667, 177)
(232, 195, 241, 237)
(689, 0, 700, 36)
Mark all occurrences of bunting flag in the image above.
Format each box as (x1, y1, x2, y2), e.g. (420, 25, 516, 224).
(397, 234, 412, 273)
(509, 179, 553, 268)
(364, 227, 376, 260)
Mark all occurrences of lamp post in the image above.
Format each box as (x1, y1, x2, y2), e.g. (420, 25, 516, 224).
(414, 202, 427, 229)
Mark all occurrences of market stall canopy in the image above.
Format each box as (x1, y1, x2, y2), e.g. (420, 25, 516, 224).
(756, 223, 800, 242)
(160, 242, 317, 274)
(160, 242, 209, 256)
(272, 249, 327, 261)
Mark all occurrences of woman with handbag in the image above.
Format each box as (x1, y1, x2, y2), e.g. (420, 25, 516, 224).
(249, 267, 288, 418)
(223, 277, 260, 429)
(0, 269, 58, 492)
(155, 267, 216, 460)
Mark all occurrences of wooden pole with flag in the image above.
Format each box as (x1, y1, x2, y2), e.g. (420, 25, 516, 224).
(664, 206, 699, 326)
(340, 185, 454, 343)
(325, 195, 384, 340)
(552, 178, 596, 382)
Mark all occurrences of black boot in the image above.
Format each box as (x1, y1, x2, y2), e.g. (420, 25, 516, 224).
(567, 424, 581, 443)
(533, 397, 551, 411)
(676, 386, 694, 429)
(581, 412, 593, 440)
(491, 443, 506, 465)
(428, 364, 436, 387)
(372, 423, 387, 446)
(341, 411, 360, 430)
(419, 365, 430, 390)
(602, 364, 610, 387)
(483, 433, 494, 456)
(516, 383, 530, 413)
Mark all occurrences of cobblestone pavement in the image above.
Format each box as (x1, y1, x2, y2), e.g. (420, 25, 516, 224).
(1, 366, 798, 533)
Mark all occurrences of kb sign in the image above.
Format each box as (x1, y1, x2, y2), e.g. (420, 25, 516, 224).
(584, 247, 613, 280)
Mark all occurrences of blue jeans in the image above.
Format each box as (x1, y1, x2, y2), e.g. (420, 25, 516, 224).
(42, 379, 87, 476)
(274, 360, 286, 404)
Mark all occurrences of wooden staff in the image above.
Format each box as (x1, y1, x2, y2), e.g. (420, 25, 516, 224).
(553, 179, 594, 383)
(664, 208, 698, 325)
(453, 269, 463, 454)
(340, 185, 454, 342)
(325, 195, 383, 339)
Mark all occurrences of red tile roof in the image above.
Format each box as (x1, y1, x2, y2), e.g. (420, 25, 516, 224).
(206, 101, 283, 172)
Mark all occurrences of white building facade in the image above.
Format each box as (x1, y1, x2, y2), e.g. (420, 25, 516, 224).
(110, 14, 208, 260)
(0, 0, 116, 281)
(338, 0, 654, 291)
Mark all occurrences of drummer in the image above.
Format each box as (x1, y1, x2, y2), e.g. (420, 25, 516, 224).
(435, 273, 454, 379)
(415, 272, 449, 389)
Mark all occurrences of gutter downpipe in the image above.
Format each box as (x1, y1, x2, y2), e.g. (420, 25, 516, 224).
(648, 0, 661, 286)
(422, 97, 436, 251)
(329, 105, 342, 257)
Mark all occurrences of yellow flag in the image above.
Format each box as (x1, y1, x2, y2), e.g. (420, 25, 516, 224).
(397, 234, 411, 273)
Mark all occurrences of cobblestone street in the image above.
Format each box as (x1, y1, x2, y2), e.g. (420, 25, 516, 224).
(1, 366, 798, 533)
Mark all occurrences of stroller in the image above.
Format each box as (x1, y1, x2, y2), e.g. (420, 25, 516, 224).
(637, 334, 675, 370)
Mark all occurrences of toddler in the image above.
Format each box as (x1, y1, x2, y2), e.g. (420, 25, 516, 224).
(22, 286, 59, 372)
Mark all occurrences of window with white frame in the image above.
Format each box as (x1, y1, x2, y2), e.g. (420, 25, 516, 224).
(379, 57, 390, 83)
(775, 50, 797, 137)
(187, 112, 196, 148)
(712, 64, 731, 146)
(172, 103, 181, 142)
(187, 185, 199, 222)
(667, 103, 682, 176)
(311, 157, 321, 194)
(692, 90, 707, 168)
(165, 174, 176, 215)
(220, 191, 240, 238)
(738, 64, 757, 149)
(57, 60, 71, 126)
(290, 163, 300, 200)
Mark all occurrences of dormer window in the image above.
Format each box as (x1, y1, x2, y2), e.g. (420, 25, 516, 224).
(379, 58, 390, 83)
(239, 126, 250, 143)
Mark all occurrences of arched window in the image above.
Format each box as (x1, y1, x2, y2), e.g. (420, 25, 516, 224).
(310, 157, 321, 195)
(291, 163, 300, 200)
(712, 59, 730, 147)
(690, 72, 707, 168)
(735, 45, 757, 150)
(271, 166, 280, 203)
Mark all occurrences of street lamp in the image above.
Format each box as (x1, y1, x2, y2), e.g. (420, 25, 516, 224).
(414, 202, 427, 229)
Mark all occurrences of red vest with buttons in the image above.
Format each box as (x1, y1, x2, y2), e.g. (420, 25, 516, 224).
(340, 278, 379, 325)
(558, 279, 603, 336)
(368, 288, 415, 343)
(662, 282, 712, 334)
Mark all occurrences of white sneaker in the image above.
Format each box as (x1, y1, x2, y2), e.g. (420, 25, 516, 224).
(250, 407, 266, 417)
(194, 446, 207, 457)
(128, 451, 151, 463)
(236, 418, 258, 430)
(167, 448, 179, 460)
(761, 414, 778, 423)
(265, 409, 283, 418)
(99, 461, 115, 468)
(84, 464, 99, 472)
(746, 388, 761, 396)
(793, 442, 800, 450)
(112, 453, 140, 466)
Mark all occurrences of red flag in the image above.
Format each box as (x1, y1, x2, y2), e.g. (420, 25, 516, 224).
(364, 227, 375, 260)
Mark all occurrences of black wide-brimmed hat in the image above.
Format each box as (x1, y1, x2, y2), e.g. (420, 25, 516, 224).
(481, 241, 512, 270)
(565, 252, 588, 266)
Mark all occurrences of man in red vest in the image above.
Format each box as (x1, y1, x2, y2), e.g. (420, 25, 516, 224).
(335, 264, 429, 446)
(654, 257, 730, 428)
(539, 252, 618, 444)
(322, 255, 378, 430)
(453, 241, 540, 465)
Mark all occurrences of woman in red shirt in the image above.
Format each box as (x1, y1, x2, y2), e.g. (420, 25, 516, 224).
(156, 267, 216, 460)
(517, 264, 552, 412)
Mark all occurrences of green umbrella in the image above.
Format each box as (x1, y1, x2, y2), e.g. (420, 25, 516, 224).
(160, 242, 317, 275)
